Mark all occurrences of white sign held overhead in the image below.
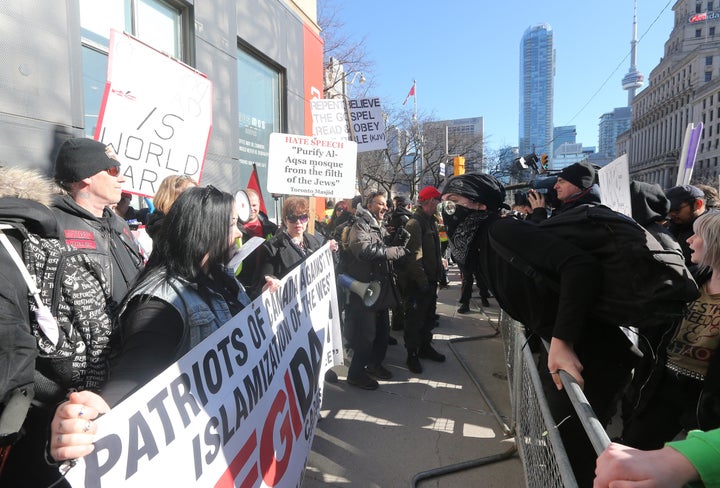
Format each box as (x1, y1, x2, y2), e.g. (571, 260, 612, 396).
(311, 99, 350, 140)
(599, 155, 632, 217)
(348, 98, 387, 152)
(266, 133, 357, 199)
(96, 30, 213, 198)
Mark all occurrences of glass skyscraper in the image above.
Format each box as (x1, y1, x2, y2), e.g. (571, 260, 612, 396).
(519, 24, 555, 159)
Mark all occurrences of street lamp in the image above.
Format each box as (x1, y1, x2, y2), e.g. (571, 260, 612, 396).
(342, 71, 365, 99)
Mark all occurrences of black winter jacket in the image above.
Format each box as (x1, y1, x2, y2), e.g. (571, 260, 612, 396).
(248, 230, 324, 298)
(52, 194, 144, 307)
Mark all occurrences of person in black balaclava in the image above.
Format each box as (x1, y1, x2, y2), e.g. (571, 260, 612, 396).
(441, 172, 637, 488)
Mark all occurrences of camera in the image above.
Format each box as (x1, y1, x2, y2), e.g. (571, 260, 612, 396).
(510, 175, 560, 210)
(529, 175, 557, 194)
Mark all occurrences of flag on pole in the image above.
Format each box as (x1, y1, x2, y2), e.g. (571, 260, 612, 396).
(403, 81, 416, 105)
(247, 163, 267, 214)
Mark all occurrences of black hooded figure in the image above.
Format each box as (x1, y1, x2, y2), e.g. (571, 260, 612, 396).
(441, 172, 638, 487)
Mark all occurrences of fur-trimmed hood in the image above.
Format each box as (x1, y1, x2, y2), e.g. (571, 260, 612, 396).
(0, 166, 58, 205)
(0, 167, 59, 237)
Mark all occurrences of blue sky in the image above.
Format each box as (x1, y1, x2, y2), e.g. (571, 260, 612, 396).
(321, 0, 675, 153)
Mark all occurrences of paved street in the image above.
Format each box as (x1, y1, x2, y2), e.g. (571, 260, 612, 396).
(302, 266, 524, 487)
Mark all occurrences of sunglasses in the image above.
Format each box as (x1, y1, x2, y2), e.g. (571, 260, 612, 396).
(104, 165, 121, 177)
(437, 200, 457, 215)
(286, 214, 309, 224)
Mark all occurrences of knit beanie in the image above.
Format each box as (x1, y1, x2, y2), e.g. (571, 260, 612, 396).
(54, 138, 120, 183)
(557, 162, 596, 190)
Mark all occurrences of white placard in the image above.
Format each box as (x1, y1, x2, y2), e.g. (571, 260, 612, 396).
(96, 30, 213, 197)
(266, 133, 357, 198)
(311, 99, 350, 140)
(65, 244, 342, 487)
(599, 155, 632, 217)
(348, 98, 387, 152)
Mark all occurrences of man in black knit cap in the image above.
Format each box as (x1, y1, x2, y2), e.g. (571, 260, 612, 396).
(553, 161, 599, 211)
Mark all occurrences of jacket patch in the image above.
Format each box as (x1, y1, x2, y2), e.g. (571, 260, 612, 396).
(64, 229, 97, 249)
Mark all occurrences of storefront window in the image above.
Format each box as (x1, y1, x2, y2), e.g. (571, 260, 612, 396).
(237, 47, 282, 216)
(80, 0, 183, 136)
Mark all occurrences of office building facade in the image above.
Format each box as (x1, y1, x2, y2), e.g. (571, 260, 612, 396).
(553, 126, 577, 156)
(519, 24, 555, 159)
(599, 107, 632, 159)
(0, 0, 321, 219)
(629, 0, 720, 187)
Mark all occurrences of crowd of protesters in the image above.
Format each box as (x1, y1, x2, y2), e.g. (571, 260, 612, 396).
(4, 137, 720, 487)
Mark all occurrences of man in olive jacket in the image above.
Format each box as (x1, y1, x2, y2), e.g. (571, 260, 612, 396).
(397, 186, 446, 374)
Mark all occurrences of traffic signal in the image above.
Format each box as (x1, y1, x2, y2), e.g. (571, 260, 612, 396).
(540, 154, 549, 172)
(453, 156, 466, 176)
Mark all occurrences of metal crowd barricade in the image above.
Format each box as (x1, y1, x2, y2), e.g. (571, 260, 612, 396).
(413, 311, 611, 487)
(500, 312, 612, 488)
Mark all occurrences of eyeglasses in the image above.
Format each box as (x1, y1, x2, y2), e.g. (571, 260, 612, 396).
(104, 166, 121, 177)
(286, 214, 309, 224)
(437, 200, 457, 215)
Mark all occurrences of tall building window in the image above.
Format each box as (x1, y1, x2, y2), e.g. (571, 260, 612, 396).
(707, 56, 714, 66)
(237, 46, 283, 217)
(697, 2, 703, 13)
(80, 0, 186, 137)
(709, 1, 714, 10)
(696, 29, 703, 38)
(711, 27, 716, 36)
(706, 71, 713, 82)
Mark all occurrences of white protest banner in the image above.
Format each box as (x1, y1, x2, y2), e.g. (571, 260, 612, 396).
(95, 30, 213, 197)
(599, 154, 632, 217)
(311, 98, 350, 140)
(65, 244, 342, 488)
(348, 98, 387, 152)
(266, 133, 357, 199)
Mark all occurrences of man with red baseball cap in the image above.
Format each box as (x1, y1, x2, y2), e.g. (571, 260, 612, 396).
(396, 186, 446, 374)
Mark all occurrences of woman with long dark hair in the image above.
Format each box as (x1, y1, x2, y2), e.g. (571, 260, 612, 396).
(48, 185, 268, 462)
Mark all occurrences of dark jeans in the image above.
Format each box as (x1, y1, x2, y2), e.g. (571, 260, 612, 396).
(404, 282, 437, 351)
(621, 368, 704, 450)
(459, 266, 488, 305)
(0, 406, 69, 488)
(539, 326, 636, 488)
(346, 294, 390, 379)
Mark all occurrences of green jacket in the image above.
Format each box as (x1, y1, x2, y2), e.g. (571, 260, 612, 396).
(668, 429, 720, 487)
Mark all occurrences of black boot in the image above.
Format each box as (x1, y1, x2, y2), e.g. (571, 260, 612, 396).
(419, 344, 446, 362)
(406, 350, 422, 373)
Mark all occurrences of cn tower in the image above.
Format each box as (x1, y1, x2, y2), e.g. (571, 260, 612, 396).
(622, 0, 644, 106)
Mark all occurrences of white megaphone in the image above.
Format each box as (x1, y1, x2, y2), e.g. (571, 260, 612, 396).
(337, 273, 382, 308)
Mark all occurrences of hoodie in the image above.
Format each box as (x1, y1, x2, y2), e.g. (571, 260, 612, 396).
(630, 180, 683, 255)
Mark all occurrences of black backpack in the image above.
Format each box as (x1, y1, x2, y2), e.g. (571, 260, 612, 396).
(491, 204, 700, 328)
(0, 226, 114, 405)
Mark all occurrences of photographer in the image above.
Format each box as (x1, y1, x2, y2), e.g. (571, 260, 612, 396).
(523, 161, 599, 223)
